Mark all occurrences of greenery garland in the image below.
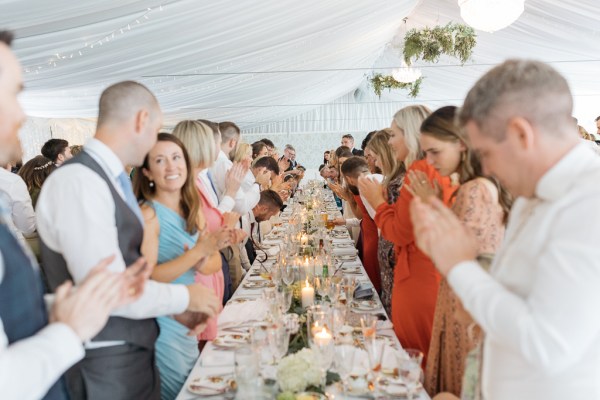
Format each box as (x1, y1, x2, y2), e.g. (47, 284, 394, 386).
(368, 22, 476, 98)
(403, 22, 477, 65)
(369, 74, 423, 98)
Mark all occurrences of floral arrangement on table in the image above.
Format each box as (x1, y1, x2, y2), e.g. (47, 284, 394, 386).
(369, 22, 477, 98)
(276, 348, 323, 393)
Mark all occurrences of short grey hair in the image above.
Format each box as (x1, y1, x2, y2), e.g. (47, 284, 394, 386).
(284, 144, 295, 152)
(458, 59, 573, 140)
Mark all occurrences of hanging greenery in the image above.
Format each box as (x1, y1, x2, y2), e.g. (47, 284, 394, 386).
(369, 73, 423, 98)
(403, 22, 477, 65)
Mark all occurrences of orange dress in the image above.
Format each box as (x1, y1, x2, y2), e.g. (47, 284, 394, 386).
(374, 160, 456, 366)
(353, 194, 381, 293)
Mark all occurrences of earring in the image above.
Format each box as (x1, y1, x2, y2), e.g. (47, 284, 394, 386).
(149, 181, 154, 188)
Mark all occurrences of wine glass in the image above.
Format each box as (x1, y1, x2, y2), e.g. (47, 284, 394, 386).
(397, 349, 424, 400)
(364, 337, 387, 395)
(360, 313, 378, 339)
(278, 285, 293, 313)
(267, 325, 290, 365)
(282, 264, 295, 286)
(334, 344, 356, 395)
(314, 276, 328, 299)
(326, 280, 341, 304)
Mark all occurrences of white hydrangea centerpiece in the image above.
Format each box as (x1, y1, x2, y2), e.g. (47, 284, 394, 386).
(276, 348, 323, 392)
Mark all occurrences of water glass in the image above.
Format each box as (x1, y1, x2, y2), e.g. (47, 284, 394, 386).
(267, 325, 290, 364)
(234, 345, 260, 388)
(334, 344, 356, 394)
(360, 313, 378, 338)
(397, 348, 424, 400)
(278, 285, 293, 313)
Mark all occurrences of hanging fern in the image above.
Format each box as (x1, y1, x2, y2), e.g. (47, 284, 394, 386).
(403, 22, 476, 65)
(369, 74, 423, 98)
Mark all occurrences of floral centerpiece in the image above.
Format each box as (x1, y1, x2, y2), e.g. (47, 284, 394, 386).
(276, 348, 323, 393)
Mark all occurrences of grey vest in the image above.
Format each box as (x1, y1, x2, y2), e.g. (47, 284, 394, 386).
(40, 151, 158, 349)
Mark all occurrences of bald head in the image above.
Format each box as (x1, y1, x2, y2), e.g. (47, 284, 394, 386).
(97, 81, 160, 127)
(459, 59, 574, 140)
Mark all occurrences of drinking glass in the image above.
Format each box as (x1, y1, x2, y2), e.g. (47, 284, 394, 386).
(267, 325, 290, 364)
(234, 345, 260, 389)
(314, 276, 328, 299)
(341, 276, 357, 304)
(360, 313, 378, 339)
(364, 337, 387, 394)
(282, 264, 295, 286)
(397, 349, 424, 400)
(326, 280, 341, 304)
(334, 344, 356, 395)
(278, 285, 293, 313)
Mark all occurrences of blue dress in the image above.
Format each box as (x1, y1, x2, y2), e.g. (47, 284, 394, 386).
(151, 201, 199, 400)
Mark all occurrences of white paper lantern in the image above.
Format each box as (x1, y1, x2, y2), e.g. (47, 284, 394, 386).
(458, 0, 525, 33)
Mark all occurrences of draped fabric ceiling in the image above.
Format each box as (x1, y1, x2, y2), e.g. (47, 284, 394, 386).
(3, 0, 600, 165)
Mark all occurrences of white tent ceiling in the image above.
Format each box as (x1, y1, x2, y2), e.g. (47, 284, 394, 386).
(2, 0, 600, 163)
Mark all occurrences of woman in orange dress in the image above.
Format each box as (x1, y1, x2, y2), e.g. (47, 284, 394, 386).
(408, 106, 510, 398)
(358, 105, 457, 366)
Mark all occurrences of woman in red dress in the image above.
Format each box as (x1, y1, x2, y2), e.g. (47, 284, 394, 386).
(358, 105, 457, 366)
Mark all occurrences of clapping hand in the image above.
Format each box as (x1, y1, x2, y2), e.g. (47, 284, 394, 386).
(357, 176, 386, 209)
(405, 170, 441, 202)
(50, 255, 152, 341)
(224, 162, 246, 198)
(173, 310, 210, 336)
(410, 196, 478, 276)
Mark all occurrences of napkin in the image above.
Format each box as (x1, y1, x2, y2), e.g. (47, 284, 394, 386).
(333, 247, 358, 256)
(262, 238, 282, 246)
(201, 350, 235, 367)
(332, 238, 353, 245)
(218, 299, 268, 328)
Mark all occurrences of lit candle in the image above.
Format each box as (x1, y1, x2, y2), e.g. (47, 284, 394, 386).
(301, 234, 308, 246)
(313, 327, 333, 347)
(301, 278, 314, 308)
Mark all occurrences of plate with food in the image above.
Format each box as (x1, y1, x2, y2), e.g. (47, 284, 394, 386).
(227, 297, 258, 305)
(378, 380, 424, 397)
(242, 280, 275, 289)
(350, 299, 382, 312)
(212, 332, 249, 348)
(341, 265, 362, 274)
(187, 375, 237, 396)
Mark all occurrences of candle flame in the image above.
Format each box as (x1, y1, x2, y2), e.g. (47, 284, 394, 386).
(305, 278, 309, 287)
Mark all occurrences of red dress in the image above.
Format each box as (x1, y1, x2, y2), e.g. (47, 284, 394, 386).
(353, 194, 381, 293)
(374, 160, 456, 366)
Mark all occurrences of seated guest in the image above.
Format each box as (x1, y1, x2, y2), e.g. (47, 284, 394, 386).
(0, 155, 36, 244)
(41, 139, 72, 167)
(341, 133, 363, 156)
(134, 133, 228, 400)
(18, 155, 56, 208)
(251, 154, 280, 190)
(37, 81, 220, 400)
(251, 141, 269, 160)
(340, 156, 381, 292)
(240, 190, 284, 269)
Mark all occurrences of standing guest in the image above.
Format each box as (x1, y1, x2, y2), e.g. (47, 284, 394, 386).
(41, 139, 72, 167)
(69, 145, 83, 157)
(37, 82, 221, 400)
(0, 30, 154, 400)
(251, 141, 269, 160)
(406, 106, 510, 397)
(279, 144, 298, 172)
(340, 157, 381, 292)
(358, 105, 456, 366)
(364, 129, 404, 315)
(259, 138, 275, 156)
(18, 155, 56, 208)
(411, 60, 600, 400)
(233, 142, 252, 164)
(341, 133, 364, 156)
(323, 150, 331, 165)
(0, 156, 36, 243)
(134, 133, 230, 400)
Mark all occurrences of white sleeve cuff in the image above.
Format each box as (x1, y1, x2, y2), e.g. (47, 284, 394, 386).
(446, 260, 487, 296)
(217, 196, 235, 213)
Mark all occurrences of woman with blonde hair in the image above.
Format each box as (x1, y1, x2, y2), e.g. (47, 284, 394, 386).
(364, 129, 403, 315)
(172, 120, 241, 346)
(407, 106, 510, 398)
(233, 142, 252, 164)
(359, 105, 457, 366)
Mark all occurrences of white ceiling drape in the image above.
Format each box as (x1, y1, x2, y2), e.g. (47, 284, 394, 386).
(2, 0, 599, 166)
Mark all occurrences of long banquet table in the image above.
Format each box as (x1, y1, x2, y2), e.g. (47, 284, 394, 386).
(177, 191, 431, 400)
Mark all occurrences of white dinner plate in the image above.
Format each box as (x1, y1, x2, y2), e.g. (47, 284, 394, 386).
(187, 375, 237, 395)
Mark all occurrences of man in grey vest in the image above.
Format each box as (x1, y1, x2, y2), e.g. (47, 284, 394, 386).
(37, 81, 221, 399)
(0, 29, 152, 400)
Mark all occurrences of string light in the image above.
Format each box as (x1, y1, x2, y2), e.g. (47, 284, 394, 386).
(24, 4, 165, 74)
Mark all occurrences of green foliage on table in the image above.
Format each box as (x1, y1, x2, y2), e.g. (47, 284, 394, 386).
(369, 74, 423, 98)
(403, 22, 477, 65)
(276, 392, 296, 400)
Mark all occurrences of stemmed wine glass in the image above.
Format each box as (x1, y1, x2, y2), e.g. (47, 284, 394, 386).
(397, 349, 424, 400)
(282, 263, 295, 286)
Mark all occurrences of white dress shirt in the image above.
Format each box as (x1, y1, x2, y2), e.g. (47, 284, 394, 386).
(36, 139, 189, 326)
(210, 151, 260, 214)
(448, 143, 600, 400)
(0, 168, 36, 242)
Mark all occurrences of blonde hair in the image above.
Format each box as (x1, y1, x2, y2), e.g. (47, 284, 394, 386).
(233, 142, 251, 163)
(392, 105, 431, 166)
(366, 129, 403, 188)
(172, 120, 216, 169)
(578, 125, 594, 141)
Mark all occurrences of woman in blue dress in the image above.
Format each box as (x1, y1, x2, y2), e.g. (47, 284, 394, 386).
(134, 133, 226, 399)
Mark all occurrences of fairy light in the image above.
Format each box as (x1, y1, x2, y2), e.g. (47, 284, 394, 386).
(24, 4, 165, 74)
